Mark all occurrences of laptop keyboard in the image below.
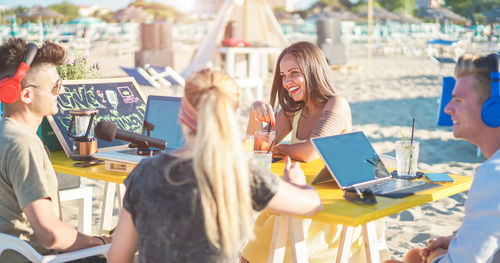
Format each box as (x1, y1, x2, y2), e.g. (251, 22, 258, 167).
(361, 179, 425, 195)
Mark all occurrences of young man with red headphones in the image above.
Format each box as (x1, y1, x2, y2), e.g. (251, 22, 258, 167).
(384, 54, 500, 263)
(0, 38, 110, 262)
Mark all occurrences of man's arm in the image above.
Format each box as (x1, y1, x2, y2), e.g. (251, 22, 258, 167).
(23, 198, 110, 252)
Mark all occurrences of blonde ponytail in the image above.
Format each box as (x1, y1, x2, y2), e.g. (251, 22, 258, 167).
(184, 69, 253, 257)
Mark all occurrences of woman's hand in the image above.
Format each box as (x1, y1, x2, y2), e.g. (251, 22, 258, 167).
(272, 144, 284, 156)
(283, 156, 306, 185)
(250, 101, 276, 126)
(420, 236, 453, 258)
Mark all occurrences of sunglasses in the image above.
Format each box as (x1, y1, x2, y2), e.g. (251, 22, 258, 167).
(24, 79, 63, 95)
(343, 187, 377, 205)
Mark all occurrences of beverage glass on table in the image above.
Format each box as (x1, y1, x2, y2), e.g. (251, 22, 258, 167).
(254, 130, 277, 151)
(395, 140, 420, 178)
(251, 151, 272, 171)
(243, 134, 254, 153)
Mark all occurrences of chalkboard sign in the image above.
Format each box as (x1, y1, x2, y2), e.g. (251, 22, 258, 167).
(47, 77, 146, 157)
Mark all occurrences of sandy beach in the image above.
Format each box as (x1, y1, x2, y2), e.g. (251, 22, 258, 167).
(59, 42, 483, 260)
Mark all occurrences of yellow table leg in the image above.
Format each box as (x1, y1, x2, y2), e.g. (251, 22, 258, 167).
(288, 217, 308, 263)
(268, 215, 289, 263)
(336, 225, 355, 263)
(362, 221, 380, 263)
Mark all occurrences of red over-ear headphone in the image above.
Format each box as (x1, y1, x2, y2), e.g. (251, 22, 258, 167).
(0, 42, 39, 104)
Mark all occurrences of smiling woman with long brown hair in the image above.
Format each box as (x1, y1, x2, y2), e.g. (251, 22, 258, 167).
(247, 41, 352, 162)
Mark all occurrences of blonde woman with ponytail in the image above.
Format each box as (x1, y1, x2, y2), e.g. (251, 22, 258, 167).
(108, 69, 322, 263)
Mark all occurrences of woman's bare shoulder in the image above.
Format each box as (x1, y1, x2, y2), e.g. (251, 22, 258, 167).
(324, 95, 350, 112)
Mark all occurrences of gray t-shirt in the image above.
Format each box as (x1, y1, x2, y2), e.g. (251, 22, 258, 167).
(0, 117, 59, 262)
(123, 153, 279, 263)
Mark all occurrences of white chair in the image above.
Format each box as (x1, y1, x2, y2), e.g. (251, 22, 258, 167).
(235, 78, 264, 101)
(121, 66, 163, 89)
(144, 65, 185, 88)
(121, 65, 185, 91)
(59, 185, 93, 235)
(0, 233, 110, 263)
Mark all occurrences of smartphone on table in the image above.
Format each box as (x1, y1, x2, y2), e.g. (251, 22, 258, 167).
(73, 159, 104, 168)
(424, 173, 454, 183)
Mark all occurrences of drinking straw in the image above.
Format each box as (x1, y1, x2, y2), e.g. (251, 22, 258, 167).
(266, 138, 276, 154)
(410, 118, 415, 146)
(267, 110, 277, 132)
(407, 118, 415, 175)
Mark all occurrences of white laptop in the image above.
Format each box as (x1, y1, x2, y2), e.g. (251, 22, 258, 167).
(311, 131, 440, 197)
(93, 96, 184, 164)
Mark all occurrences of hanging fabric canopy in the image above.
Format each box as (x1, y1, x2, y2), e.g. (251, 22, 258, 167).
(182, 0, 288, 78)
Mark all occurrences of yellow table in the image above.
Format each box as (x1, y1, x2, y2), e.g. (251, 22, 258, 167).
(52, 151, 472, 262)
(51, 151, 129, 234)
(269, 158, 473, 263)
(51, 151, 127, 184)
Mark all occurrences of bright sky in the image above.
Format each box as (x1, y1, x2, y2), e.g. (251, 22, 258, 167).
(0, 0, 195, 12)
(0, 0, 317, 12)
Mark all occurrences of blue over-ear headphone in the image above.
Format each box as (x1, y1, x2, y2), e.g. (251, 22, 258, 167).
(482, 54, 500, 127)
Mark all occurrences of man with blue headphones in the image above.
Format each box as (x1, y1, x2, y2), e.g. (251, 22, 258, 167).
(384, 54, 500, 263)
(0, 38, 110, 262)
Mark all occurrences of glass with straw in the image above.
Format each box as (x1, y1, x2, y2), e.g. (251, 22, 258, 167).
(395, 118, 420, 178)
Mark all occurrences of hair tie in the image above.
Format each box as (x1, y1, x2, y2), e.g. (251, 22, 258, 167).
(179, 98, 198, 132)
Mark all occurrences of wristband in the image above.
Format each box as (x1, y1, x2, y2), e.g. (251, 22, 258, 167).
(94, 235, 106, 245)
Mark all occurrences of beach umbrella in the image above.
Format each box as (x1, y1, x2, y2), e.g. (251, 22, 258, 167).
(18, 6, 63, 19)
(421, 7, 467, 24)
(274, 9, 294, 21)
(360, 7, 400, 21)
(483, 8, 500, 24)
(112, 6, 151, 22)
(306, 10, 360, 22)
(9, 17, 19, 37)
(327, 10, 361, 21)
(20, 22, 38, 29)
(395, 13, 422, 24)
(68, 17, 105, 25)
(427, 39, 456, 45)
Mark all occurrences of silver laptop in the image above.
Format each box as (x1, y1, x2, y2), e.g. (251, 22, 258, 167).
(94, 96, 184, 164)
(311, 131, 439, 197)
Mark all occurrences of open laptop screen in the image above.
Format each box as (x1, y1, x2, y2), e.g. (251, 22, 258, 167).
(311, 131, 389, 188)
(144, 96, 185, 150)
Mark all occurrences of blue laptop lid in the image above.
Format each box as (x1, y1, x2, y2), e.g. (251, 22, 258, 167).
(144, 96, 185, 150)
(311, 131, 389, 188)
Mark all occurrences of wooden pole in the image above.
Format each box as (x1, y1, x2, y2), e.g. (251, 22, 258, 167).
(367, 0, 373, 72)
